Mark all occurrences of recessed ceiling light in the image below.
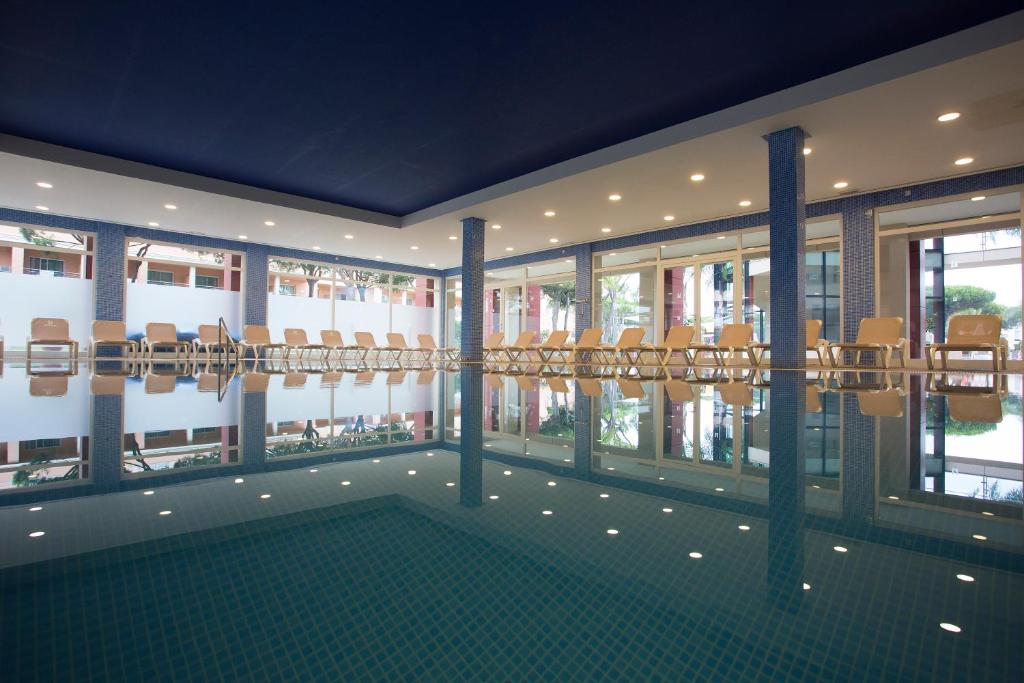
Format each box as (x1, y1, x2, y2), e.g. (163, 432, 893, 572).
(313, 246, 321, 250)
(344, 234, 354, 240)
(238, 234, 248, 240)
(833, 181, 849, 189)
(34, 205, 49, 211)
(803, 147, 812, 156)
(564, 259, 572, 263)
(956, 574, 975, 583)
(609, 252, 617, 257)
(608, 193, 622, 201)
(716, 235, 725, 240)
(448, 235, 457, 240)
(690, 173, 705, 182)
(939, 623, 962, 633)
(147, 221, 159, 227)
(544, 210, 556, 217)
(601, 227, 612, 233)
(264, 220, 275, 226)
(36, 181, 53, 189)
(971, 196, 986, 201)
(428, 263, 436, 267)
(164, 204, 177, 210)
(410, 245, 419, 250)
(738, 200, 752, 207)
(954, 157, 974, 166)
(549, 237, 559, 243)
(29, 531, 45, 538)
(505, 246, 514, 252)
(663, 215, 675, 221)
(972, 534, 987, 540)
(937, 112, 960, 122)
(143, 490, 154, 495)
(486, 272, 494, 276)
(492, 224, 502, 230)
(29, 506, 43, 511)
(981, 511, 994, 516)
(375, 255, 383, 259)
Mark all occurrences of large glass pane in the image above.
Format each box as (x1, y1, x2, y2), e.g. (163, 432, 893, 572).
(527, 280, 576, 341)
(742, 258, 770, 342)
(391, 275, 439, 345)
(504, 286, 523, 340)
(699, 261, 734, 343)
(663, 266, 695, 330)
(598, 268, 656, 345)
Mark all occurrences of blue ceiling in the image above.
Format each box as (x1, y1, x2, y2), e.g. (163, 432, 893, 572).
(1, 1, 1018, 216)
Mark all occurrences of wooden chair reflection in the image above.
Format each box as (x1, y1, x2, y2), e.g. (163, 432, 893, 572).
(29, 375, 69, 397)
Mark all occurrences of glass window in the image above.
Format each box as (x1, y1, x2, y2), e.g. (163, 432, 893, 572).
(663, 266, 695, 328)
(195, 274, 219, 289)
(147, 270, 174, 286)
(527, 279, 576, 341)
(598, 268, 656, 345)
(27, 257, 65, 275)
(699, 261, 734, 343)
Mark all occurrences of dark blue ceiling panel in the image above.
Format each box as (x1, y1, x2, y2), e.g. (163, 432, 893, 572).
(1, 0, 1018, 215)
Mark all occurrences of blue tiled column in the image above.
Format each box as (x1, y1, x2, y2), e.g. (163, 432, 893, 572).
(93, 224, 126, 321)
(573, 389, 592, 481)
(840, 196, 875, 343)
(460, 217, 485, 362)
(459, 365, 483, 507)
(575, 243, 593, 341)
(241, 391, 268, 473)
(841, 392, 875, 523)
(766, 127, 807, 368)
(245, 243, 270, 326)
(767, 373, 806, 612)
(90, 394, 124, 492)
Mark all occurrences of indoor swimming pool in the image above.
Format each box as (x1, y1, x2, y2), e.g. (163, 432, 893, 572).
(1, 361, 1021, 681)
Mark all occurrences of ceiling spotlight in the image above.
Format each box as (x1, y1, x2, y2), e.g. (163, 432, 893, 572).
(505, 246, 514, 251)
(264, 220, 275, 226)
(313, 246, 321, 250)
(410, 245, 419, 250)
(238, 235, 248, 240)
(344, 234, 354, 240)
(164, 203, 177, 210)
(36, 181, 53, 189)
(29, 531, 46, 538)
(970, 196, 986, 201)
(690, 173, 705, 182)
(939, 623, 962, 633)
(375, 255, 383, 259)
(738, 200, 752, 207)
(147, 221, 159, 227)
(34, 205, 49, 211)
(448, 235, 457, 240)
(549, 237, 559, 243)
(937, 112, 961, 122)
(663, 215, 675, 221)
(491, 224, 502, 230)
(803, 147, 812, 156)
(428, 263, 436, 267)
(608, 193, 622, 201)
(833, 181, 849, 189)
(601, 227, 612, 233)
(716, 235, 726, 240)
(954, 157, 974, 166)
(544, 210, 556, 217)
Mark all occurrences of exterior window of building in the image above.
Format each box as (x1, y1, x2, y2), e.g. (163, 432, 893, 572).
(195, 274, 219, 289)
(28, 256, 65, 275)
(147, 270, 174, 286)
(279, 283, 296, 296)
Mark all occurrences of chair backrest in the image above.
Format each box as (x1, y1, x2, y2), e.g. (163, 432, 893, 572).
(196, 324, 220, 344)
(284, 328, 310, 346)
(354, 332, 377, 348)
(196, 373, 219, 392)
(717, 323, 753, 348)
(91, 375, 125, 395)
(511, 331, 536, 348)
(92, 320, 127, 342)
(617, 379, 646, 399)
(417, 370, 436, 384)
(386, 333, 408, 349)
(857, 390, 904, 417)
(387, 371, 406, 385)
(805, 319, 823, 348)
(542, 330, 570, 348)
(30, 375, 68, 397)
(946, 394, 1002, 423)
(145, 322, 179, 344)
(575, 328, 603, 348)
(31, 317, 70, 341)
(946, 314, 1002, 345)
(145, 374, 176, 394)
(354, 371, 375, 384)
(515, 376, 536, 391)
(242, 372, 270, 393)
(663, 325, 695, 348)
(484, 373, 504, 389)
(805, 384, 822, 413)
(576, 378, 603, 397)
(321, 329, 343, 347)
(321, 371, 344, 386)
(417, 334, 438, 350)
(717, 382, 753, 406)
(484, 332, 504, 348)
(283, 372, 307, 388)
(615, 327, 646, 348)
(664, 380, 694, 402)
(547, 377, 570, 394)
(244, 325, 272, 345)
(855, 317, 903, 345)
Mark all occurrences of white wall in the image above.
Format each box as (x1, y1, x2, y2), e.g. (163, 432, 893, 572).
(124, 376, 241, 433)
(267, 293, 332, 343)
(264, 371, 438, 424)
(126, 281, 242, 338)
(0, 273, 92, 351)
(391, 303, 439, 345)
(335, 299, 389, 342)
(0, 369, 91, 441)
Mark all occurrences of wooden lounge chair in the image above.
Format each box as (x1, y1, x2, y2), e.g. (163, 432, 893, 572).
(716, 381, 753, 406)
(592, 328, 646, 365)
(482, 332, 505, 363)
(321, 330, 360, 363)
(501, 331, 539, 364)
(386, 333, 432, 363)
(856, 389, 904, 417)
(239, 325, 290, 360)
(643, 325, 696, 367)
(528, 330, 571, 364)
(576, 377, 604, 398)
(828, 317, 907, 369)
(946, 394, 1003, 424)
(750, 320, 829, 367)
(417, 334, 459, 362)
(27, 317, 79, 362)
(142, 323, 191, 362)
(354, 331, 400, 366)
(284, 328, 328, 361)
(546, 377, 570, 394)
(688, 323, 755, 367)
(192, 324, 235, 362)
(557, 328, 604, 364)
(616, 378, 646, 399)
(91, 320, 138, 360)
(926, 314, 1008, 371)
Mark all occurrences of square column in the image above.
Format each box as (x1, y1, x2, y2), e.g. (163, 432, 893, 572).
(574, 243, 593, 341)
(766, 127, 807, 368)
(94, 224, 126, 321)
(460, 217, 486, 362)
